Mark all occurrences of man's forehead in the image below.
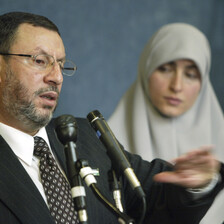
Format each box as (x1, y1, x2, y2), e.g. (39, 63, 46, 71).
(12, 23, 65, 57)
(16, 23, 57, 37)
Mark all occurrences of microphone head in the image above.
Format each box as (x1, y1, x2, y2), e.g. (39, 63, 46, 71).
(55, 115, 78, 145)
(87, 110, 103, 123)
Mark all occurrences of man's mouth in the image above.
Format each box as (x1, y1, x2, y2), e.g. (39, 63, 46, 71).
(39, 92, 58, 107)
(40, 92, 57, 100)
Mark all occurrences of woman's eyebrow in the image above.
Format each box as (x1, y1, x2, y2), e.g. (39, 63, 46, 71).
(186, 64, 198, 69)
(166, 61, 175, 66)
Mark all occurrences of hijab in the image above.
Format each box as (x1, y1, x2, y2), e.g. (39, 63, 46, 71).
(108, 23, 224, 161)
(108, 23, 224, 224)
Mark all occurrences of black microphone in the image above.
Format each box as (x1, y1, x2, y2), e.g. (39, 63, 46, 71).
(55, 115, 88, 224)
(87, 110, 145, 199)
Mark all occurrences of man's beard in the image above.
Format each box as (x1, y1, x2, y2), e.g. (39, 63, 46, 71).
(2, 67, 59, 130)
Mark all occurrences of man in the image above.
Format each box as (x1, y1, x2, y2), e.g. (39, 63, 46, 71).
(0, 11, 223, 224)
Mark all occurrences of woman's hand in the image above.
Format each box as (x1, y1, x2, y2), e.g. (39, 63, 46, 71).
(154, 145, 221, 189)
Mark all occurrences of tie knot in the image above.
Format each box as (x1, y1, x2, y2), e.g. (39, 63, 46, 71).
(34, 136, 50, 157)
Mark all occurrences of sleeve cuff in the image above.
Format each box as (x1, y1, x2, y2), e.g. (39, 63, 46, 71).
(187, 173, 220, 195)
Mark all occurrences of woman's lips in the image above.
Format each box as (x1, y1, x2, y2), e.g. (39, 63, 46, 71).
(164, 96, 182, 106)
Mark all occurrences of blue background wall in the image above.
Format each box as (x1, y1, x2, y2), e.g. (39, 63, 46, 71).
(1, 0, 223, 119)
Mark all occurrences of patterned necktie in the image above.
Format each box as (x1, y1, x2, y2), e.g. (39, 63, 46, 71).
(34, 136, 79, 224)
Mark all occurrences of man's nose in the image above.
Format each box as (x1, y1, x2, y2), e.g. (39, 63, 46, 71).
(44, 62, 63, 86)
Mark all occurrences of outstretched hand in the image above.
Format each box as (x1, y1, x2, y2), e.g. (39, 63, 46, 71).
(153, 145, 221, 189)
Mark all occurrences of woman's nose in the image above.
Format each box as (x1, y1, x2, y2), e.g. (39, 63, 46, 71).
(170, 71, 183, 92)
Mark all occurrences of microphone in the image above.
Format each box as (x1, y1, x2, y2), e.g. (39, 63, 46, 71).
(55, 115, 88, 224)
(56, 115, 135, 224)
(87, 110, 146, 199)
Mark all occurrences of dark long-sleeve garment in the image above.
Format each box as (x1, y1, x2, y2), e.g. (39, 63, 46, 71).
(0, 117, 223, 224)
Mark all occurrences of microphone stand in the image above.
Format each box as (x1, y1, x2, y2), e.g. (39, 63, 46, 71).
(55, 115, 88, 224)
(76, 159, 135, 224)
(108, 170, 124, 212)
(55, 114, 142, 223)
(64, 142, 88, 224)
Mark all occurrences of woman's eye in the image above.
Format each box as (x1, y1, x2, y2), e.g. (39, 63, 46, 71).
(185, 73, 199, 79)
(157, 65, 173, 73)
(185, 68, 200, 79)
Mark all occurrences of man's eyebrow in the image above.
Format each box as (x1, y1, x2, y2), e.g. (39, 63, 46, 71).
(33, 47, 66, 61)
(56, 56, 66, 62)
(33, 47, 47, 54)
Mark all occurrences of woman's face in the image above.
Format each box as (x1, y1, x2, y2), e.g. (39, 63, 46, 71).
(148, 59, 201, 117)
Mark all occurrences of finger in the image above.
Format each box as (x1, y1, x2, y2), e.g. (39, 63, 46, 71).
(184, 146, 213, 159)
(153, 172, 192, 187)
(153, 171, 211, 188)
(171, 146, 214, 164)
(153, 172, 177, 183)
(174, 154, 213, 169)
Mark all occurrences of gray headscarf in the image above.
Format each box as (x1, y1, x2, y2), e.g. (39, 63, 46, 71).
(108, 23, 224, 224)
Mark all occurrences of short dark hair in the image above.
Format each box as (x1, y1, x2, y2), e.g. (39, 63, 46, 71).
(0, 11, 60, 53)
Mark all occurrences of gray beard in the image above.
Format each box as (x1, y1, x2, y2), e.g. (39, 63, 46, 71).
(2, 66, 59, 130)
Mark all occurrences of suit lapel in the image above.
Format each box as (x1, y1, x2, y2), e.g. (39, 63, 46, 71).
(0, 136, 55, 224)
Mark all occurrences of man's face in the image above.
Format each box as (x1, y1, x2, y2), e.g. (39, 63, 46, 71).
(0, 23, 65, 134)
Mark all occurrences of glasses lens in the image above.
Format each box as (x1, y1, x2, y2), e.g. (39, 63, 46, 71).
(34, 55, 53, 69)
(62, 60, 77, 76)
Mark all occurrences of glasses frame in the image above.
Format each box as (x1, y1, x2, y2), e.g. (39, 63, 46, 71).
(0, 52, 77, 76)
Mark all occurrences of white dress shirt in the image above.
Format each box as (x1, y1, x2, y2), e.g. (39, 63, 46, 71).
(0, 122, 58, 206)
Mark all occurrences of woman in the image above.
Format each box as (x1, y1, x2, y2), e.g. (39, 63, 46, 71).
(108, 23, 224, 224)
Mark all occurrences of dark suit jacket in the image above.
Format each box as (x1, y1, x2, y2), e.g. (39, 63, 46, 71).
(0, 118, 223, 224)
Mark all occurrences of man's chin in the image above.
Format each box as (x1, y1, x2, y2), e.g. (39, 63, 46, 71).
(30, 109, 53, 126)
(29, 104, 57, 127)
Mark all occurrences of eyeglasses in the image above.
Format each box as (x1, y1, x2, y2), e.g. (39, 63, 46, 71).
(0, 52, 77, 76)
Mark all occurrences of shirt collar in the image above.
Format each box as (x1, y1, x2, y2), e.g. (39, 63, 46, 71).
(0, 123, 49, 166)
